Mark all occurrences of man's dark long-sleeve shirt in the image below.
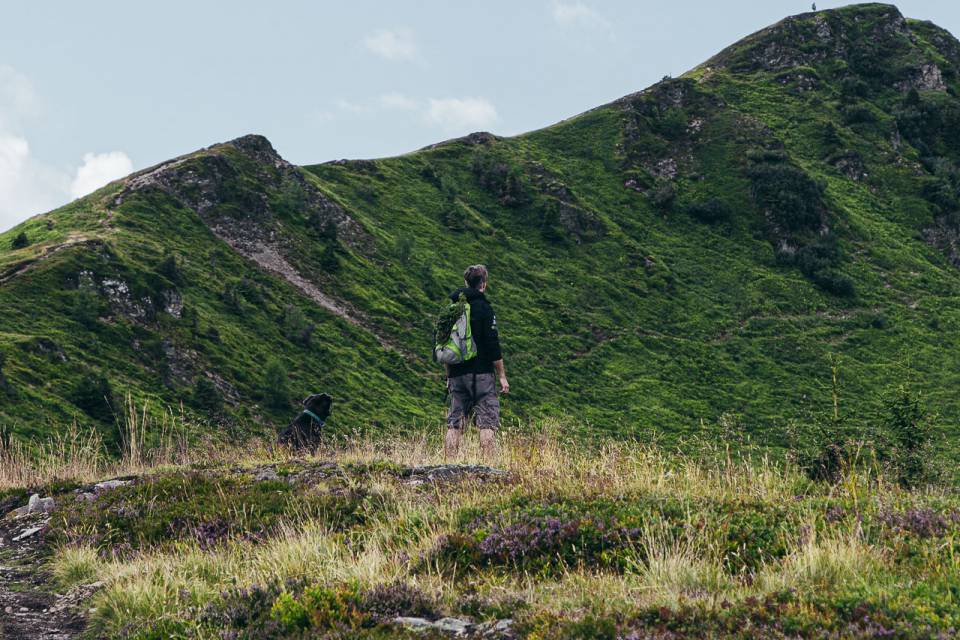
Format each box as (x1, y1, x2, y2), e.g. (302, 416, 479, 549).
(447, 287, 502, 377)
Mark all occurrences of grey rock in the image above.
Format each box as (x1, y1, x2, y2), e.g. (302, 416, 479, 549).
(27, 495, 55, 514)
(94, 479, 131, 493)
(473, 618, 514, 639)
(433, 617, 472, 635)
(254, 469, 279, 482)
(13, 526, 43, 541)
(402, 464, 510, 486)
(896, 62, 947, 92)
(394, 616, 435, 630)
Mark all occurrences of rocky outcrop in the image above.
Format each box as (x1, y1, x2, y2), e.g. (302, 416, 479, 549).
(393, 616, 514, 637)
(420, 131, 500, 151)
(896, 62, 947, 92)
(114, 135, 366, 248)
(109, 135, 402, 347)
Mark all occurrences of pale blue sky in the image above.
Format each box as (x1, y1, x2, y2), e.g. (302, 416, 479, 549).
(2, 1, 958, 231)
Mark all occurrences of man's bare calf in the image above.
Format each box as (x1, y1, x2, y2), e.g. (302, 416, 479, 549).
(444, 426, 496, 460)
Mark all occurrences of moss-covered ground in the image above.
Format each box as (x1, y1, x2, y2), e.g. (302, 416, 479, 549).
(9, 427, 957, 639)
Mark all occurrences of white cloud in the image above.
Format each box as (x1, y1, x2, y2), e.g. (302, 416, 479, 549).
(0, 134, 70, 231)
(379, 92, 419, 110)
(425, 97, 498, 131)
(69, 151, 133, 199)
(0, 65, 135, 232)
(552, 1, 611, 29)
(362, 28, 417, 60)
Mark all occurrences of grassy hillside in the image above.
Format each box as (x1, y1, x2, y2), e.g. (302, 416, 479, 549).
(3, 3, 960, 446)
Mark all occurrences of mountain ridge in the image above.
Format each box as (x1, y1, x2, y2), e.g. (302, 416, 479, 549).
(3, 3, 960, 447)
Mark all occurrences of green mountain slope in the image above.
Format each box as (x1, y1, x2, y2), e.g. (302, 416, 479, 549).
(3, 3, 960, 445)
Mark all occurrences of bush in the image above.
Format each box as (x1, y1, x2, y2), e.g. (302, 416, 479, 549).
(263, 358, 290, 410)
(192, 377, 223, 414)
(812, 270, 856, 297)
(649, 179, 677, 210)
(747, 162, 825, 235)
(841, 104, 877, 125)
(11, 231, 29, 249)
(650, 107, 688, 139)
(156, 252, 183, 285)
(0, 351, 14, 400)
(881, 387, 942, 488)
(281, 305, 314, 347)
(72, 273, 103, 328)
(274, 178, 308, 217)
(71, 374, 117, 424)
(394, 233, 415, 265)
(787, 414, 860, 482)
(472, 149, 532, 207)
(686, 198, 731, 224)
(787, 358, 865, 482)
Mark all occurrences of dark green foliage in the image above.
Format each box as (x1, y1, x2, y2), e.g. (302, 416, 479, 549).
(0, 352, 14, 399)
(71, 374, 117, 424)
(650, 107, 688, 139)
(746, 159, 826, 235)
(439, 202, 466, 231)
(49, 467, 388, 556)
(274, 178, 308, 217)
(319, 243, 340, 272)
(11, 231, 29, 249)
(839, 77, 869, 101)
(471, 148, 532, 207)
(521, 587, 960, 639)
(394, 233, 415, 266)
(840, 103, 877, 125)
(222, 277, 264, 312)
(685, 198, 731, 224)
(199, 580, 438, 639)
(316, 218, 339, 242)
(263, 358, 290, 410)
(155, 251, 183, 285)
(192, 377, 223, 414)
(539, 200, 565, 242)
(72, 272, 103, 329)
(786, 359, 862, 482)
(281, 305, 314, 347)
(648, 179, 676, 210)
(427, 494, 795, 578)
(881, 387, 942, 488)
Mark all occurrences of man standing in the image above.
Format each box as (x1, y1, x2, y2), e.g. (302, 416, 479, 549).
(445, 264, 509, 459)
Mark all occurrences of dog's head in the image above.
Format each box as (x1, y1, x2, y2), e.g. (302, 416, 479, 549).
(302, 393, 333, 422)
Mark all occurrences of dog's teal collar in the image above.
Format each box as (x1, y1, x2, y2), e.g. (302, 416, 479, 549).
(303, 408, 325, 424)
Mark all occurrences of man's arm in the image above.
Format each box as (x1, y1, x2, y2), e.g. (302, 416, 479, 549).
(494, 359, 509, 394)
(481, 302, 507, 393)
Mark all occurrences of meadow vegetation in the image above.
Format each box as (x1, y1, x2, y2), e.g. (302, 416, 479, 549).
(3, 411, 958, 639)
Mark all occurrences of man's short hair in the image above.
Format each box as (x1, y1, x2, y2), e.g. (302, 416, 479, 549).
(464, 264, 488, 289)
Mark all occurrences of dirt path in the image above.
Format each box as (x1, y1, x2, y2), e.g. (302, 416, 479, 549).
(0, 512, 90, 640)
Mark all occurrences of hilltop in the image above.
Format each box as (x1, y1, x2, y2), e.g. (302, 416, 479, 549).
(3, 3, 960, 445)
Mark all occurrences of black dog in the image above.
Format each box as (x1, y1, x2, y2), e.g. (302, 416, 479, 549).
(278, 393, 332, 452)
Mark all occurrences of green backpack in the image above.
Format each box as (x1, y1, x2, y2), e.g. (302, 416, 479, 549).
(433, 294, 478, 365)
